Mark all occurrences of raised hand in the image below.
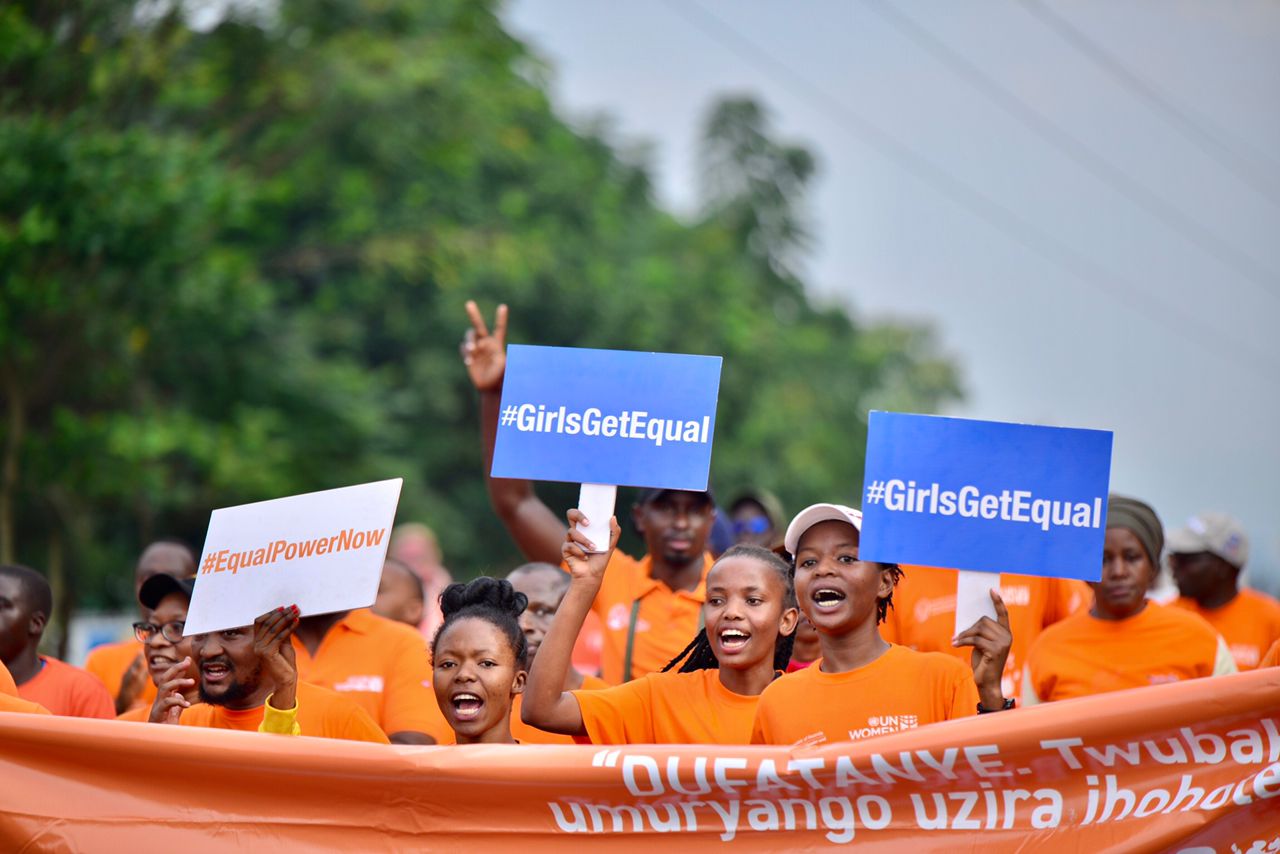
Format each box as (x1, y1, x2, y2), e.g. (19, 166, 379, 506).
(461, 300, 508, 392)
(254, 605, 301, 710)
(953, 589, 1013, 710)
(149, 657, 196, 724)
(561, 509, 620, 585)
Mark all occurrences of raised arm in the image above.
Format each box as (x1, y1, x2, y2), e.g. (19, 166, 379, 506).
(463, 300, 566, 564)
(521, 510, 620, 735)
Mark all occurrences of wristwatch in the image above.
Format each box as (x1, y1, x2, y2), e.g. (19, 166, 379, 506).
(977, 697, 1016, 713)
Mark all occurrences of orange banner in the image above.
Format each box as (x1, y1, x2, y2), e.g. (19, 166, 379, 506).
(3, 668, 1279, 852)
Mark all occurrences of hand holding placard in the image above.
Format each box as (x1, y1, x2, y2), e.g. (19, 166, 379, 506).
(952, 588, 1013, 710)
(563, 510, 621, 581)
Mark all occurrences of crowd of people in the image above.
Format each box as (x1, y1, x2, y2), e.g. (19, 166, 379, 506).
(2, 301, 1278, 750)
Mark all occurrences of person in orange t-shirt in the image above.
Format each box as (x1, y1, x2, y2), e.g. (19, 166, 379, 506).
(1167, 511, 1280, 670)
(1025, 495, 1235, 704)
(881, 566, 1089, 701)
(84, 541, 195, 714)
(0, 660, 46, 714)
(461, 301, 716, 685)
(117, 575, 202, 724)
(523, 516, 799, 745)
(289, 607, 449, 744)
(752, 504, 1013, 747)
(431, 577, 532, 745)
(178, 606, 387, 743)
(1, 564, 114, 719)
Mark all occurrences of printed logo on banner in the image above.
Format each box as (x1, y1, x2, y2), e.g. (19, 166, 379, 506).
(491, 344, 723, 490)
(859, 412, 1113, 581)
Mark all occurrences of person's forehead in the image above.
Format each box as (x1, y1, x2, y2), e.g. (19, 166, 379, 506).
(136, 545, 190, 578)
(437, 618, 509, 652)
(707, 556, 774, 590)
(0, 575, 21, 597)
(508, 569, 564, 600)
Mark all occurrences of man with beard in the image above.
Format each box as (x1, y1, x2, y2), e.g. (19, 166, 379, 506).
(462, 302, 717, 684)
(176, 606, 389, 743)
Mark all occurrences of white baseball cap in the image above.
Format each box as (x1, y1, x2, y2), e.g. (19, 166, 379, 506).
(784, 503, 863, 555)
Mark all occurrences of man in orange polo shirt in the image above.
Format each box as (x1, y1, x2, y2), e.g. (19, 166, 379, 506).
(84, 541, 195, 714)
(1, 564, 114, 718)
(881, 566, 1088, 701)
(290, 607, 449, 743)
(179, 606, 388, 743)
(462, 301, 716, 685)
(1168, 512, 1280, 670)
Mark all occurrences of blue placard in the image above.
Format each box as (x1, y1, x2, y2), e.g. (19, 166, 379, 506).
(859, 412, 1113, 581)
(491, 345, 722, 490)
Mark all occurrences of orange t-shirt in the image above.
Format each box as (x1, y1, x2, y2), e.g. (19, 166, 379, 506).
(180, 681, 390, 743)
(590, 551, 712, 685)
(0, 659, 18, 696)
(1, 693, 50, 715)
(1261, 640, 1279, 669)
(84, 639, 157, 711)
(881, 566, 1089, 701)
(572, 668, 762, 745)
(1024, 602, 1232, 703)
(116, 704, 150, 722)
(291, 609, 450, 741)
(751, 644, 977, 747)
(508, 674, 609, 745)
(17, 656, 115, 719)
(1170, 588, 1280, 670)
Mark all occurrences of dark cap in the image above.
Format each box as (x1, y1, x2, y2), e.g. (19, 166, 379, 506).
(634, 487, 715, 507)
(139, 574, 196, 611)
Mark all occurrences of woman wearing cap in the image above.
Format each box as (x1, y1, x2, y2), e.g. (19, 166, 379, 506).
(751, 503, 1013, 746)
(1023, 494, 1236, 704)
(117, 574, 201, 723)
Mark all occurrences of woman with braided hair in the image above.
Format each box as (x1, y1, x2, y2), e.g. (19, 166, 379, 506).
(521, 508, 799, 744)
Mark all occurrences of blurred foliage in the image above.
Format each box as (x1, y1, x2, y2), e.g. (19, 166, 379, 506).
(0, 0, 960, 630)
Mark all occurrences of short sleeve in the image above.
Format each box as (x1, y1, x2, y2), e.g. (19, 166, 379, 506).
(383, 634, 450, 740)
(571, 677, 654, 744)
(944, 661, 979, 720)
(341, 704, 392, 744)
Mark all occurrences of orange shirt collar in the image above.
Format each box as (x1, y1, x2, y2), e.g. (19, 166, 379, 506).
(635, 552, 714, 601)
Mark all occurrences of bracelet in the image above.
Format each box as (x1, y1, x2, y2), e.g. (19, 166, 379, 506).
(977, 697, 1016, 713)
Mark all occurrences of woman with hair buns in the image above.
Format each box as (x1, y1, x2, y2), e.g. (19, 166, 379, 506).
(1024, 494, 1236, 704)
(431, 577, 531, 744)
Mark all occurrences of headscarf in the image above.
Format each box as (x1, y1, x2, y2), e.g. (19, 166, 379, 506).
(1105, 494, 1163, 567)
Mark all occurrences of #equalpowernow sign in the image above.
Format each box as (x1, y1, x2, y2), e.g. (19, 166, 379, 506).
(490, 344, 723, 490)
(859, 412, 1113, 582)
(183, 479, 403, 635)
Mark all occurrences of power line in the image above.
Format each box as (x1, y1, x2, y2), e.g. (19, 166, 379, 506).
(658, 0, 1279, 383)
(1018, 0, 1280, 209)
(867, 0, 1280, 305)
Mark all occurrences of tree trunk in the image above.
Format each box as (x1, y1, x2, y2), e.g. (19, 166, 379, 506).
(0, 362, 24, 564)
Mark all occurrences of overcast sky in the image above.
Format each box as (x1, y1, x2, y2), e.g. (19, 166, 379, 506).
(504, 0, 1280, 590)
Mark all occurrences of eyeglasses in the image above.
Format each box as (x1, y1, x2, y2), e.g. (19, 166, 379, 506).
(732, 516, 771, 536)
(133, 621, 185, 644)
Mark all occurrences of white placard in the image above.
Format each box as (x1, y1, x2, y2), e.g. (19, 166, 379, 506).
(954, 569, 1001, 637)
(184, 479, 403, 635)
(576, 483, 617, 554)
